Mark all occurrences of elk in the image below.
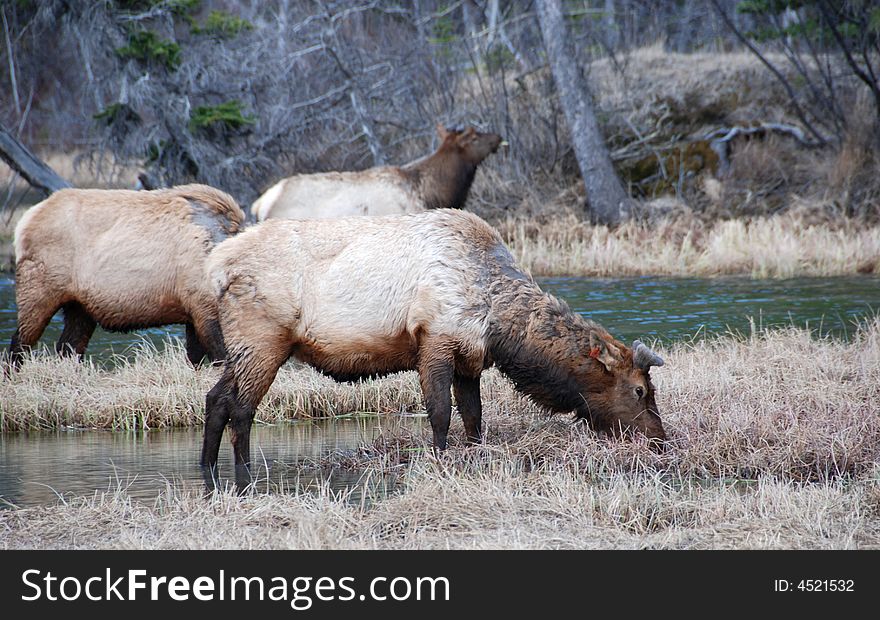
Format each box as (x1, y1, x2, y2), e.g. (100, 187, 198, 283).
(201, 209, 665, 490)
(7, 184, 244, 366)
(250, 124, 503, 221)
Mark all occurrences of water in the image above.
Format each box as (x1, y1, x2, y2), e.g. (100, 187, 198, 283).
(0, 416, 427, 508)
(1, 275, 878, 358)
(1, 274, 878, 507)
(540, 276, 880, 343)
(0, 276, 184, 358)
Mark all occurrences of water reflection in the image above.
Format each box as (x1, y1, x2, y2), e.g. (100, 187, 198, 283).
(0, 415, 426, 508)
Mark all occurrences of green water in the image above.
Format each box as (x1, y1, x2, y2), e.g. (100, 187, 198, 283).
(540, 275, 880, 343)
(2, 275, 877, 358)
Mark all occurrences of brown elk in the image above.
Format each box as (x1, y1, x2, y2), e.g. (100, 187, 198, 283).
(201, 209, 665, 490)
(250, 124, 503, 221)
(8, 184, 244, 366)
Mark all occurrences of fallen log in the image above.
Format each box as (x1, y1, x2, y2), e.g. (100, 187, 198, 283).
(705, 122, 823, 176)
(0, 122, 70, 196)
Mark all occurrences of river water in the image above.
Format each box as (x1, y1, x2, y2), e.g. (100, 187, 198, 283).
(2, 275, 878, 355)
(1, 274, 878, 506)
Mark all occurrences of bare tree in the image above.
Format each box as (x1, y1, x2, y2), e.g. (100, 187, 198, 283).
(712, 0, 880, 148)
(4, 0, 819, 221)
(535, 0, 631, 225)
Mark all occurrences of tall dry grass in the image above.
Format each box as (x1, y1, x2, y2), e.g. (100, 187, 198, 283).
(2, 320, 879, 549)
(0, 341, 422, 431)
(500, 210, 880, 277)
(1, 466, 876, 549)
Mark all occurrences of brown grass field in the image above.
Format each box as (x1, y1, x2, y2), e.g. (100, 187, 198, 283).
(497, 211, 880, 277)
(1, 319, 878, 549)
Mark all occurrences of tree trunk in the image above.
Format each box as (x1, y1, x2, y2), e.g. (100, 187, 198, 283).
(535, 0, 631, 225)
(603, 0, 619, 52)
(0, 122, 71, 196)
(348, 87, 387, 167)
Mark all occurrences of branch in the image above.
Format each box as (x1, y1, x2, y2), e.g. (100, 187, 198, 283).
(0, 122, 71, 195)
(705, 122, 824, 176)
(2, 7, 20, 116)
(323, 32, 387, 166)
(709, 0, 829, 146)
(769, 11, 841, 135)
(816, 0, 880, 118)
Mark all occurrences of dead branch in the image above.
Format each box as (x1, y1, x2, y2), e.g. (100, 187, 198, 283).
(705, 122, 824, 176)
(0, 122, 71, 196)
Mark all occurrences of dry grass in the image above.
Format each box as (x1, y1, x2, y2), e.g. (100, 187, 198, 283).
(1, 467, 877, 550)
(0, 341, 423, 432)
(500, 209, 880, 277)
(1, 320, 879, 549)
(3, 320, 879, 482)
(591, 45, 793, 128)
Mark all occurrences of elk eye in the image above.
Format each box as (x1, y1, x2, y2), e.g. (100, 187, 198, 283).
(634, 386, 645, 399)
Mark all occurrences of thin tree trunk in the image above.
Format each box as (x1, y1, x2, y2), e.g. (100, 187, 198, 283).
(535, 0, 631, 225)
(0, 122, 71, 196)
(2, 8, 20, 117)
(487, 0, 499, 48)
(461, 0, 482, 64)
(348, 87, 387, 166)
(604, 0, 618, 52)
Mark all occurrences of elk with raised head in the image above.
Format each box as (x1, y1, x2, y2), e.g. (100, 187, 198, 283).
(250, 124, 503, 221)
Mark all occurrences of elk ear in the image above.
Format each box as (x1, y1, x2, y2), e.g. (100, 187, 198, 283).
(588, 332, 621, 372)
(436, 123, 449, 139)
(454, 127, 478, 150)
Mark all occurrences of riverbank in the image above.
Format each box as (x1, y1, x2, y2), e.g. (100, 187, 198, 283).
(2, 461, 876, 549)
(498, 210, 880, 278)
(2, 320, 879, 548)
(2, 319, 878, 444)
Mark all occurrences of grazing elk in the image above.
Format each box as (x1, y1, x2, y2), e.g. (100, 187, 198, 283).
(201, 209, 665, 490)
(7, 184, 244, 367)
(250, 124, 503, 221)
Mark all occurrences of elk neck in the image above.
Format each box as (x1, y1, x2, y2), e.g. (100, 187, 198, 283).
(405, 146, 478, 210)
(485, 274, 599, 415)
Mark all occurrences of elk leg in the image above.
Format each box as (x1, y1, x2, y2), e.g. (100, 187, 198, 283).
(453, 373, 482, 444)
(190, 312, 226, 365)
(202, 340, 289, 493)
(7, 263, 63, 368)
(200, 366, 234, 490)
(418, 342, 455, 451)
(56, 302, 97, 359)
(184, 322, 209, 366)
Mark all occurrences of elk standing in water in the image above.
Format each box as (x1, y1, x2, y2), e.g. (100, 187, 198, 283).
(8, 184, 244, 367)
(201, 209, 665, 490)
(250, 124, 503, 221)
